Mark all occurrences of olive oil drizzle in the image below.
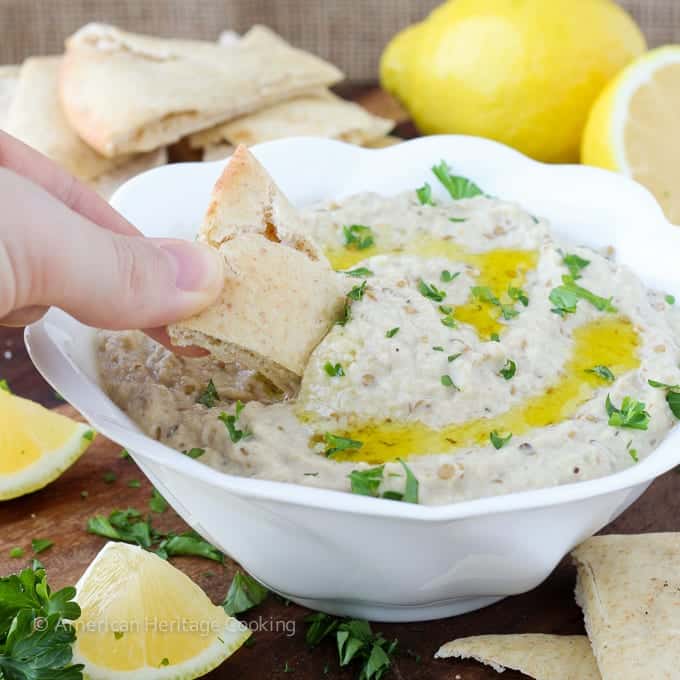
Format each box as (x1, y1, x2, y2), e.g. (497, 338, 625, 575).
(311, 317, 640, 465)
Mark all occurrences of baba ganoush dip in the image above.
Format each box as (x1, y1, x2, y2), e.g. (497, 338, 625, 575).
(97, 165, 680, 505)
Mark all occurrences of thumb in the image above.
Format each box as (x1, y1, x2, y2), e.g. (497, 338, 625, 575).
(0, 168, 224, 329)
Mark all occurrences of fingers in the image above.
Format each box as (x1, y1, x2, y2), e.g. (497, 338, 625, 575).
(0, 130, 139, 236)
(0, 169, 224, 330)
(0, 305, 47, 327)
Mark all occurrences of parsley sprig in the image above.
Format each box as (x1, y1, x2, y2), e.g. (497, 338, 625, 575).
(562, 253, 590, 279)
(218, 401, 252, 443)
(499, 359, 516, 380)
(432, 160, 483, 199)
(348, 460, 419, 503)
(550, 276, 616, 316)
(196, 379, 219, 408)
(585, 365, 615, 382)
(490, 431, 512, 449)
(222, 571, 269, 616)
(324, 434, 363, 457)
(343, 225, 375, 250)
(415, 182, 434, 206)
(418, 279, 447, 302)
(606, 395, 650, 430)
(648, 379, 680, 419)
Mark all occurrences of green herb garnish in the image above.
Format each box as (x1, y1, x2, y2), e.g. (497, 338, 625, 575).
(82, 430, 95, 441)
(586, 365, 615, 382)
(418, 279, 447, 302)
(324, 433, 363, 457)
(606, 395, 650, 430)
(223, 571, 269, 616)
(157, 531, 223, 562)
(343, 224, 375, 250)
(499, 359, 516, 380)
(416, 182, 434, 206)
(183, 448, 205, 459)
(490, 333, 501, 342)
(197, 379, 219, 408)
(440, 375, 459, 390)
(347, 281, 367, 301)
(324, 362, 345, 377)
(432, 346, 444, 352)
(0, 379, 10, 393)
(127, 479, 141, 488)
(385, 327, 400, 338)
(470, 286, 500, 306)
(31, 538, 53, 554)
(345, 267, 374, 278)
(102, 470, 116, 484)
(665, 294, 675, 305)
(440, 315, 457, 328)
(627, 441, 639, 463)
(449, 217, 467, 223)
(219, 400, 252, 443)
(550, 276, 616, 316)
(448, 353, 461, 362)
(348, 466, 385, 497)
(432, 160, 483, 199)
(440, 270, 460, 283)
(648, 379, 680, 419)
(9, 547, 24, 559)
(562, 253, 590, 279)
(490, 431, 512, 449)
(149, 488, 168, 513)
(508, 286, 529, 307)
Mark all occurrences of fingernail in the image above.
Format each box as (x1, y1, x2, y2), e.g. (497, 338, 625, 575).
(158, 240, 223, 293)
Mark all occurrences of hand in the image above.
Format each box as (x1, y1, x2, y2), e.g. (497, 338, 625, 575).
(0, 131, 223, 353)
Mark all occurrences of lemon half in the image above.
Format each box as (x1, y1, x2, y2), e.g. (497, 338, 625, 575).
(0, 388, 94, 500)
(582, 45, 680, 225)
(73, 542, 251, 680)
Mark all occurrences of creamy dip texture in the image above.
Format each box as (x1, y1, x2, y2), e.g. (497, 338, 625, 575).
(97, 174, 680, 505)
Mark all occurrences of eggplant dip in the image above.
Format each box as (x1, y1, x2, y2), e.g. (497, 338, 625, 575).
(97, 161, 680, 506)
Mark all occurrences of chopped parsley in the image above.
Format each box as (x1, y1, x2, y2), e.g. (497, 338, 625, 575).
(432, 160, 483, 199)
(490, 333, 500, 342)
(157, 532, 222, 562)
(347, 281, 367, 301)
(448, 353, 461, 362)
(449, 217, 467, 223)
(324, 362, 345, 377)
(418, 279, 447, 302)
(471, 286, 500, 306)
(440, 270, 460, 283)
(324, 433, 363, 457)
(490, 431, 512, 449)
(627, 441, 639, 463)
(149, 488, 168, 513)
(102, 470, 117, 484)
(348, 459, 419, 504)
(432, 346, 444, 352)
(196, 379, 219, 408)
(440, 375, 459, 390)
(82, 430, 95, 441)
(508, 286, 529, 307)
(500, 304, 519, 320)
(223, 571, 270, 615)
(9, 546, 24, 559)
(345, 267, 374, 278)
(127, 479, 141, 488)
(441, 314, 457, 328)
(562, 253, 590, 279)
(648, 379, 680, 419)
(385, 327, 400, 338)
(183, 447, 205, 459)
(606, 395, 650, 430)
(586, 365, 615, 382)
(0, 564, 83, 678)
(550, 276, 616, 316)
(218, 400, 251, 443)
(416, 182, 434, 206)
(31, 538, 53, 554)
(0, 378, 10, 392)
(499, 359, 516, 380)
(119, 449, 131, 460)
(665, 294, 676, 305)
(343, 224, 375, 250)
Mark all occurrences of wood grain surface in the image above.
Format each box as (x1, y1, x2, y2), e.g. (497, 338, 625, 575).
(2, 89, 680, 679)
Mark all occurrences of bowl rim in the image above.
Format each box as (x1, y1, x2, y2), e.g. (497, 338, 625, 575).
(26, 134, 680, 523)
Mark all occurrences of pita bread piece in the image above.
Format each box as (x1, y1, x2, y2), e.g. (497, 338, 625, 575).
(60, 24, 343, 158)
(189, 89, 394, 149)
(572, 533, 680, 679)
(168, 146, 346, 392)
(5, 57, 165, 190)
(0, 65, 20, 128)
(436, 634, 600, 680)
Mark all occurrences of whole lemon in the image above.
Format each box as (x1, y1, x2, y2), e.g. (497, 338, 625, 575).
(381, 0, 646, 163)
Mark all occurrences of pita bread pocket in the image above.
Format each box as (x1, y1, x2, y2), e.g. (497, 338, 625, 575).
(435, 634, 600, 680)
(188, 89, 394, 150)
(4, 57, 165, 191)
(60, 23, 343, 158)
(572, 533, 680, 679)
(168, 146, 347, 392)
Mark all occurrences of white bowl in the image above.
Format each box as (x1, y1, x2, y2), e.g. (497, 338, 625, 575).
(26, 136, 680, 622)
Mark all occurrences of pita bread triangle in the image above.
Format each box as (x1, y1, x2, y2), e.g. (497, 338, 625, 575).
(168, 146, 347, 393)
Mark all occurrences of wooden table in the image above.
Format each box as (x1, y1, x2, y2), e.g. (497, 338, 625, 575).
(2, 89, 680, 679)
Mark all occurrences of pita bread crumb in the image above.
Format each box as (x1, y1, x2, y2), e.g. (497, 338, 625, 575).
(572, 533, 680, 679)
(436, 634, 600, 679)
(168, 146, 346, 392)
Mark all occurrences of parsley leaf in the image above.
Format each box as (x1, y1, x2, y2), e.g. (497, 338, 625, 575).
(586, 365, 615, 382)
(347, 281, 367, 301)
(647, 379, 680, 419)
(606, 395, 650, 430)
(219, 401, 252, 443)
(440, 375, 459, 390)
(440, 270, 459, 283)
(157, 531, 223, 562)
(348, 466, 385, 497)
(9, 547, 24, 559)
(499, 359, 516, 380)
(550, 276, 616, 316)
(508, 286, 529, 307)
(0, 565, 84, 679)
(324, 434, 363, 457)
(396, 459, 419, 504)
(490, 431, 512, 449)
(562, 253, 590, 280)
(416, 182, 434, 206)
(183, 447, 205, 459)
(345, 267, 374, 278)
(449, 217, 467, 223)
(448, 353, 461, 362)
(223, 571, 269, 616)
(31, 538, 53, 554)
(665, 294, 675, 305)
(385, 327, 400, 338)
(0, 379, 10, 393)
(470, 286, 500, 306)
(490, 333, 500, 342)
(418, 279, 447, 302)
(648, 379, 680, 390)
(196, 379, 219, 408)
(324, 362, 345, 377)
(149, 488, 168, 513)
(343, 225, 375, 250)
(432, 160, 483, 199)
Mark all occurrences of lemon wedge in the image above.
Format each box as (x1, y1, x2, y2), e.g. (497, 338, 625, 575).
(582, 46, 680, 224)
(0, 386, 94, 500)
(72, 542, 251, 679)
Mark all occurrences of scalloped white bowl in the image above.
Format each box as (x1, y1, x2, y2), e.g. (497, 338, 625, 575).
(26, 136, 680, 621)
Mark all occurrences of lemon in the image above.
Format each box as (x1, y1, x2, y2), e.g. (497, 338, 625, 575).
(0, 387, 94, 500)
(72, 542, 251, 680)
(582, 46, 680, 225)
(380, 0, 646, 163)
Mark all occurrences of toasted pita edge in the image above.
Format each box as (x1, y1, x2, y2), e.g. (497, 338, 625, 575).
(200, 145, 324, 261)
(435, 634, 600, 680)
